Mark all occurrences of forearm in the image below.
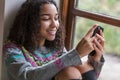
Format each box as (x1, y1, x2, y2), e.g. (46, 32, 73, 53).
(27, 49, 82, 80)
(88, 55, 105, 78)
(6, 49, 82, 80)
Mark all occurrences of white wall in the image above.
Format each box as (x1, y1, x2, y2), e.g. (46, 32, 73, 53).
(0, 0, 5, 80)
(1, 0, 60, 80)
(4, 0, 26, 40)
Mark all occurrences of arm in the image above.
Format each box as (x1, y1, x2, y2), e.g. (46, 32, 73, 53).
(75, 24, 105, 79)
(88, 25, 105, 77)
(88, 55, 105, 78)
(88, 26, 105, 78)
(4, 43, 82, 80)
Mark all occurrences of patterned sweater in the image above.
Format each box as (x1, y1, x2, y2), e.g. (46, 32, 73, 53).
(3, 42, 104, 80)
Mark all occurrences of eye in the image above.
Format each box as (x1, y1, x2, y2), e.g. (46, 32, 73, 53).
(55, 15, 59, 20)
(41, 16, 50, 21)
(41, 18, 50, 21)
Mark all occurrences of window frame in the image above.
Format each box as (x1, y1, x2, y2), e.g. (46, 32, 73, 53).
(60, 0, 120, 50)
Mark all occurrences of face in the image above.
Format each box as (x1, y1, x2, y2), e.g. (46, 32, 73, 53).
(39, 4, 59, 45)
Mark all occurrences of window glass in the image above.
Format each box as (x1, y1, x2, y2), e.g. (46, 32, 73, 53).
(76, 0, 120, 19)
(74, 16, 120, 55)
(73, 16, 120, 80)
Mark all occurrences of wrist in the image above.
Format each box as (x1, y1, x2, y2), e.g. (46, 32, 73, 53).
(93, 55, 102, 62)
(75, 48, 83, 58)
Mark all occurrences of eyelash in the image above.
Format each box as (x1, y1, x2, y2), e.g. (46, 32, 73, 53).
(41, 17, 59, 21)
(41, 18, 50, 21)
(55, 16, 59, 20)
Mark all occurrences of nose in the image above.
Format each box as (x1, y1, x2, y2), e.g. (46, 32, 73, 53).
(51, 19, 58, 28)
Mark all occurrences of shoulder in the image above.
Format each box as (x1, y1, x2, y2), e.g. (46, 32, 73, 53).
(3, 41, 22, 55)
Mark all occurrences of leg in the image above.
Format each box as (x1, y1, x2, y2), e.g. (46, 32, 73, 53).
(54, 66, 82, 80)
(82, 70, 97, 80)
(76, 61, 97, 80)
(76, 61, 94, 74)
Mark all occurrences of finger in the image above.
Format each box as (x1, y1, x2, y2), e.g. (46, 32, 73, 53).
(100, 29, 104, 37)
(94, 38, 103, 51)
(85, 24, 98, 38)
(96, 34, 105, 47)
(93, 44, 103, 59)
(96, 34, 104, 41)
(93, 44, 100, 53)
(90, 36, 96, 42)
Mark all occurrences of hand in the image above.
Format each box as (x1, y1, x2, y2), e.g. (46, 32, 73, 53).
(92, 29, 105, 61)
(76, 25, 98, 58)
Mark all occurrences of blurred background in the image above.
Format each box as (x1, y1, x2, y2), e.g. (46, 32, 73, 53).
(73, 0, 120, 80)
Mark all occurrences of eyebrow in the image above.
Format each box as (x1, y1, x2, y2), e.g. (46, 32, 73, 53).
(40, 13, 58, 16)
(40, 14, 50, 16)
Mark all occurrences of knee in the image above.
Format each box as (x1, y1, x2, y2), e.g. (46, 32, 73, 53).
(63, 66, 81, 76)
(55, 66, 82, 80)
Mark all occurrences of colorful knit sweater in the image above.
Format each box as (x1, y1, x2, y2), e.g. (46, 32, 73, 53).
(3, 42, 104, 80)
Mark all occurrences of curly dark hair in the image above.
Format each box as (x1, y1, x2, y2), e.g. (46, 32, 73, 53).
(8, 0, 65, 51)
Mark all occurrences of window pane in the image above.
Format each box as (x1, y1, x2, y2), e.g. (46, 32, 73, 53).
(74, 16, 120, 55)
(73, 16, 120, 80)
(76, 0, 120, 19)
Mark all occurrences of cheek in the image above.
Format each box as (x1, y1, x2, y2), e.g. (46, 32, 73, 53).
(40, 26, 47, 35)
(39, 23, 47, 33)
(57, 22, 60, 29)
(41, 21, 50, 27)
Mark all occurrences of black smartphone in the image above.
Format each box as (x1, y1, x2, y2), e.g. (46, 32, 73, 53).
(92, 26, 104, 37)
(90, 26, 104, 56)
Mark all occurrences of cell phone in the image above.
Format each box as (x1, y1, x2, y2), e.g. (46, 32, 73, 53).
(92, 26, 104, 37)
(90, 26, 104, 56)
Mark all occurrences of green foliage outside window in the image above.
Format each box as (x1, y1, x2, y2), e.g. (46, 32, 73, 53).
(77, 0, 120, 18)
(74, 0, 120, 55)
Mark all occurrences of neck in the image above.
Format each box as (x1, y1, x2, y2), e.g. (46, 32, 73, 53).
(39, 39, 45, 46)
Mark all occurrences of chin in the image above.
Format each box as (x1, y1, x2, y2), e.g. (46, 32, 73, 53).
(47, 37, 55, 41)
(49, 39, 55, 41)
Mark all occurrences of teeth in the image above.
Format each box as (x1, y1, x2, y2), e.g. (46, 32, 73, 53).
(48, 30, 56, 35)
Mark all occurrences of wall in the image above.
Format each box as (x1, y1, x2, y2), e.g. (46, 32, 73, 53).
(1, 0, 59, 80)
(0, 0, 5, 79)
(4, 0, 26, 40)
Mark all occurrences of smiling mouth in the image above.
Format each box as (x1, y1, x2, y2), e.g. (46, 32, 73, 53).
(48, 30, 57, 35)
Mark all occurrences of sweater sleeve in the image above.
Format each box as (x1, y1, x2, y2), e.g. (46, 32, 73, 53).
(3, 43, 82, 80)
(88, 55, 105, 78)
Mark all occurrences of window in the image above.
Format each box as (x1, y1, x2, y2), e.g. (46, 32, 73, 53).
(60, 0, 120, 50)
(77, 0, 120, 18)
(60, 0, 120, 80)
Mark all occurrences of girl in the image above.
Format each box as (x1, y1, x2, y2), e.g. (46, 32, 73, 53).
(3, 0, 105, 80)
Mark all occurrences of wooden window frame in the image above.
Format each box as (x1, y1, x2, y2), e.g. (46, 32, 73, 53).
(60, 0, 120, 50)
